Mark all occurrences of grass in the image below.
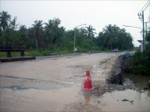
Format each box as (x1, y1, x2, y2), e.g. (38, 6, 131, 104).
(0, 47, 108, 58)
(26, 49, 70, 56)
(0, 52, 23, 57)
(0, 49, 71, 58)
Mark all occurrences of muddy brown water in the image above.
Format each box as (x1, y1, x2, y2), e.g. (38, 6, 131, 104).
(125, 74, 150, 89)
(0, 53, 150, 112)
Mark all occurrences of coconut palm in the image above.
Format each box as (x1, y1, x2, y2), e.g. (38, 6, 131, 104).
(0, 11, 11, 31)
(9, 17, 18, 30)
(86, 25, 96, 39)
(32, 20, 43, 49)
(44, 18, 63, 48)
(19, 25, 28, 46)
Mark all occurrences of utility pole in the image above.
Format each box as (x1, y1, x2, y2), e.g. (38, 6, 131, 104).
(137, 1, 150, 51)
(138, 11, 145, 52)
(142, 11, 145, 51)
(73, 29, 76, 53)
(73, 24, 86, 53)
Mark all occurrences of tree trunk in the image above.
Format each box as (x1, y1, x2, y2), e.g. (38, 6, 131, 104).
(36, 38, 38, 49)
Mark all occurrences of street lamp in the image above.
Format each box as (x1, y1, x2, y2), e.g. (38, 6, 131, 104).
(123, 24, 143, 52)
(123, 25, 142, 30)
(123, 24, 150, 52)
(73, 24, 86, 53)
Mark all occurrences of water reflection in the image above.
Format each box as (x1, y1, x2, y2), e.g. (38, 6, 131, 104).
(147, 91, 150, 97)
(125, 74, 150, 88)
(83, 93, 91, 105)
(99, 89, 150, 112)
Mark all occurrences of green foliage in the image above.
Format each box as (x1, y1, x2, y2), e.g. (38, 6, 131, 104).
(97, 24, 134, 50)
(0, 11, 134, 57)
(0, 11, 11, 31)
(26, 50, 50, 56)
(128, 51, 150, 76)
(26, 49, 69, 56)
(0, 52, 26, 57)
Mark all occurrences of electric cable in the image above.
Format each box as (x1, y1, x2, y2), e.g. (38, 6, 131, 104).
(138, 0, 150, 14)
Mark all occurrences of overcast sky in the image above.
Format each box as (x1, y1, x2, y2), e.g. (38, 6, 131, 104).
(0, 0, 150, 46)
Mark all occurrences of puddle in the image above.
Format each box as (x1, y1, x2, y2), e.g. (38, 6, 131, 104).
(64, 74, 150, 112)
(98, 89, 150, 111)
(82, 72, 150, 112)
(66, 89, 150, 112)
(125, 74, 150, 88)
(0, 85, 82, 111)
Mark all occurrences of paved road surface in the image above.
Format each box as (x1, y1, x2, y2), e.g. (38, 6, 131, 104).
(0, 53, 117, 111)
(1, 52, 149, 112)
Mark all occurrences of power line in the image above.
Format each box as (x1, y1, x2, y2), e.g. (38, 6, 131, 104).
(137, 0, 150, 52)
(149, 1, 150, 22)
(138, 1, 150, 21)
(143, 1, 150, 11)
(123, 25, 142, 29)
(138, 0, 150, 14)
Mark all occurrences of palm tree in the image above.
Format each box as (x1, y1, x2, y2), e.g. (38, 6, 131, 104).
(19, 25, 28, 46)
(32, 20, 43, 49)
(9, 17, 18, 30)
(0, 11, 11, 31)
(103, 24, 117, 50)
(28, 27, 35, 48)
(86, 25, 96, 39)
(44, 18, 63, 48)
(44, 20, 53, 48)
(0, 11, 11, 46)
(99, 24, 133, 50)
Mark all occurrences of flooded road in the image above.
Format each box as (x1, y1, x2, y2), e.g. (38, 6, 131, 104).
(0, 53, 150, 112)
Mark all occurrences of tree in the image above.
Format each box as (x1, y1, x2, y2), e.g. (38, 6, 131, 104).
(44, 18, 64, 49)
(28, 27, 35, 49)
(32, 20, 43, 49)
(0, 11, 20, 47)
(85, 25, 96, 39)
(0, 11, 11, 31)
(97, 24, 134, 50)
(9, 17, 18, 30)
(0, 11, 11, 46)
(18, 25, 28, 47)
(61, 30, 75, 51)
(0, 11, 135, 53)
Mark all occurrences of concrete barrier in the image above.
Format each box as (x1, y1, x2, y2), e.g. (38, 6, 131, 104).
(0, 56, 36, 62)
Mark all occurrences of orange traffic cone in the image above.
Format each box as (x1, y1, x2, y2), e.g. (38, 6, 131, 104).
(83, 71, 94, 91)
(86, 70, 90, 77)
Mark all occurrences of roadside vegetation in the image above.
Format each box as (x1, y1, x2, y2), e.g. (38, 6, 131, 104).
(1, 11, 150, 77)
(0, 11, 134, 57)
(124, 27, 150, 76)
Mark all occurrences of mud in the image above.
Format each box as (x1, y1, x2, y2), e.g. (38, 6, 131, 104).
(0, 52, 150, 112)
(64, 89, 150, 112)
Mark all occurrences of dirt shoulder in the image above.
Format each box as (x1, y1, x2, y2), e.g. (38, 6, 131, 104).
(63, 55, 150, 112)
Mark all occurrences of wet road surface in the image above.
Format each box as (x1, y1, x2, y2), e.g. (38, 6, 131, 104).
(0, 52, 150, 112)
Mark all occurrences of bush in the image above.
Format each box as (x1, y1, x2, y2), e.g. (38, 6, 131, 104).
(128, 51, 150, 76)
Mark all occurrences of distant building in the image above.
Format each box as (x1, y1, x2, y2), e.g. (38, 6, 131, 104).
(137, 40, 143, 52)
(138, 40, 150, 52)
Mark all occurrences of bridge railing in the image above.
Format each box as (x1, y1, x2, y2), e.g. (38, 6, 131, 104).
(0, 46, 25, 57)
